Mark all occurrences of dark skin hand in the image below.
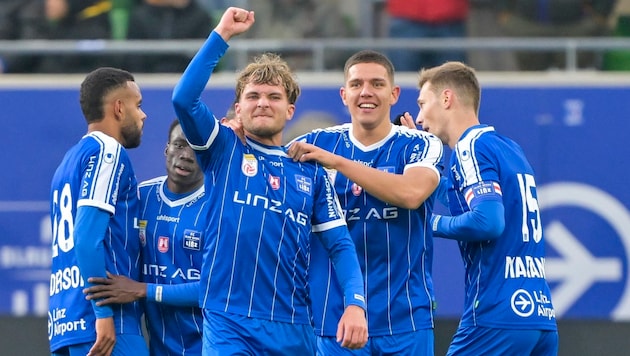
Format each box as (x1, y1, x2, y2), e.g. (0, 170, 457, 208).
(84, 271, 147, 306)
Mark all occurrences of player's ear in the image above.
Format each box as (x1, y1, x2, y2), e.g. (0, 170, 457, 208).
(286, 104, 295, 121)
(340, 87, 347, 106)
(164, 143, 169, 156)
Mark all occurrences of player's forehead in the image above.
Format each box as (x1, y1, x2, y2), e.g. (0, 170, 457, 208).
(242, 82, 287, 98)
(346, 62, 390, 83)
(169, 124, 186, 141)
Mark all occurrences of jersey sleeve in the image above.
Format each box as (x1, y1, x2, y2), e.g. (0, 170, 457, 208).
(74, 205, 114, 318)
(403, 131, 443, 181)
(172, 30, 234, 166)
(146, 281, 200, 307)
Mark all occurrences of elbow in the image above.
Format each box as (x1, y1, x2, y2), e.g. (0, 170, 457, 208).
(172, 90, 187, 113)
(485, 219, 505, 240)
(400, 189, 432, 210)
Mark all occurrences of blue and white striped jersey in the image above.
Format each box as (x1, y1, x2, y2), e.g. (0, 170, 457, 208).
(296, 123, 444, 336)
(49, 131, 144, 352)
(445, 124, 557, 330)
(172, 31, 365, 327)
(138, 176, 207, 355)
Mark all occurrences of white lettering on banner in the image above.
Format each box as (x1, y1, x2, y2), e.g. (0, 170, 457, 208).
(504, 256, 545, 279)
(538, 183, 630, 319)
(0, 246, 50, 268)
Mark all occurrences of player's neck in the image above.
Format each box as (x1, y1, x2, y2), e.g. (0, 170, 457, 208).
(351, 119, 391, 146)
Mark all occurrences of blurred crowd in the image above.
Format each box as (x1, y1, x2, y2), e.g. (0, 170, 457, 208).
(0, 0, 627, 73)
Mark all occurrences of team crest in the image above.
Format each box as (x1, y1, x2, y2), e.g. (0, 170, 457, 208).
(351, 183, 362, 196)
(269, 175, 281, 190)
(138, 220, 147, 247)
(158, 236, 169, 253)
(183, 230, 201, 251)
(242, 154, 258, 177)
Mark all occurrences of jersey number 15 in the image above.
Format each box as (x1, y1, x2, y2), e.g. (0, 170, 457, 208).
(517, 173, 542, 243)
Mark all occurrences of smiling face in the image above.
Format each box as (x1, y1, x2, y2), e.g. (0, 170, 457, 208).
(165, 123, 204, 194)
(340, 62, 400, 130)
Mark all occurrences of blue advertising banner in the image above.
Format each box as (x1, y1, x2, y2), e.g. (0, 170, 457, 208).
(1, 78, 628, 320)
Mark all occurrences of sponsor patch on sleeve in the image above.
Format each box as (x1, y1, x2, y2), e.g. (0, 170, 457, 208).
(464, 181, 502, 206)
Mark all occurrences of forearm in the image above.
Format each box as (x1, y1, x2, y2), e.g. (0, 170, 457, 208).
(75, 206, 113, 318)
(433, 200, 505, 241)
(146, 281, 200, 307)
(319, 226, 366, 310)
(172, 31, 228, 146)
(332, 157, 439, 209)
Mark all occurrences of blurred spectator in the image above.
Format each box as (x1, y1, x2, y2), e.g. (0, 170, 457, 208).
(246, 0, 356, 71)
(38, 0, 116, 73)
(0, 0, 47, 73)
(466, 0, 518, 71)
(124, 0, 213, 73)
(497, 0, 617, 71)
(385, 0, 469, 71)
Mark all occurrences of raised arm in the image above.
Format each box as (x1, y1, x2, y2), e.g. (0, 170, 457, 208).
(172, 7, 254, 147)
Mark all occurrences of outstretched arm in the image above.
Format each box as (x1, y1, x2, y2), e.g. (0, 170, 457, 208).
(288, 140, 441, 209)
(84, 273, 200, 307)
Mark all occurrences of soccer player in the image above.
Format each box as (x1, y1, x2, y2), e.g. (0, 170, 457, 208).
(415, 61, 558, 355)
(171, 7, 368, 355)
(84, 119, 208, 355)
(48, 67, 148, 356)
(287, 50, 444, 355)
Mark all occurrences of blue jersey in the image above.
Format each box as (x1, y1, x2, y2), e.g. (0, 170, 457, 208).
(49, 131, 144, 352)
(172, 31, 365, 327)
(138, 176, 207, 355)
(445, 125, 557, 330)
(297, 124, 444, 336)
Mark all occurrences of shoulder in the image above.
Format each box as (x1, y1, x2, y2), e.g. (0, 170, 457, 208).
(139, 176, 166, 189)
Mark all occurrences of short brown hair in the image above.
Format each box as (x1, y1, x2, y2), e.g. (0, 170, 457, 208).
(418, 61, 480, 114)
(235, 53, 301, 104)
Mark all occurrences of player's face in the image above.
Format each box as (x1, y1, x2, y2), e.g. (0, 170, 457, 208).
(165, 124, 204, 193)
(120, 81, 146, 149)
(416, 82, 447, 144)
(236, 82, 294, 145)
(341, 62, 399, 129)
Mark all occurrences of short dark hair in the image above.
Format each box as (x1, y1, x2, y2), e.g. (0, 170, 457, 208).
(343, 50, 395, 83)
(168, 119, 180, 141)
(79, 67, 135, 124)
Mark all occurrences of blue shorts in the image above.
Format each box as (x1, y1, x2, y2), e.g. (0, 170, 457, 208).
(52, 334, 148, 356)
(316, 329, 434, 356)
(202, 309, 316, 355)
(447, 326, 558, 356)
